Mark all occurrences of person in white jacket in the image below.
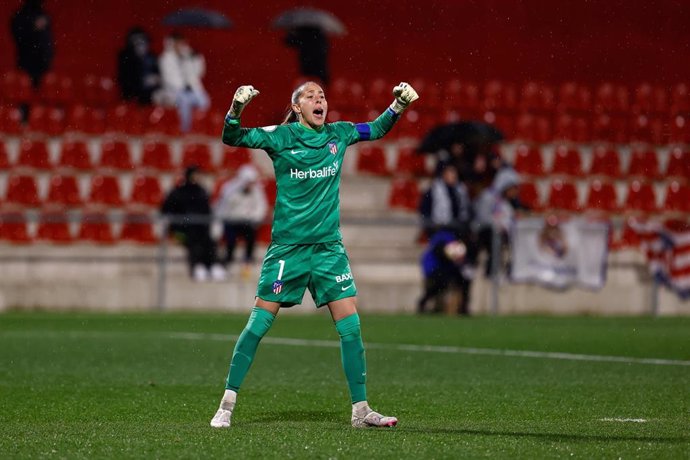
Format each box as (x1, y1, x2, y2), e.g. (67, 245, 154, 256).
(158, 32, 210, 132)
(214, 164, 268, 274)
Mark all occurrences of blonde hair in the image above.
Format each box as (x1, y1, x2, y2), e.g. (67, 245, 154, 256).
(281, 81, 320, 125)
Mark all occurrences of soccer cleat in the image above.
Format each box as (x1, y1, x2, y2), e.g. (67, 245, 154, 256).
(210, 408, 233, 428)
(351, 404, 398, 428)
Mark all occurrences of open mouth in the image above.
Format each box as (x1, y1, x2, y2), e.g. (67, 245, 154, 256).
(313, 108, 324, 118)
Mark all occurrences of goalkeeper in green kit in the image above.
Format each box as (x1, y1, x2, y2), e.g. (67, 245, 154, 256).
(210, 80, 419, 428)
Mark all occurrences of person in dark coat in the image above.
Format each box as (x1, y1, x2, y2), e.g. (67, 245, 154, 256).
(161, 166, 225, 282)
(117, 27, 160, 105)
(285, 26, 330, 85)
(418, 163, 472, 241)
(10, 0, 54, 88)
(417, 230, 471, 315)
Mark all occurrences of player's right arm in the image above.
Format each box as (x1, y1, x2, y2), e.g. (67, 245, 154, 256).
(222, 85, 280, 153)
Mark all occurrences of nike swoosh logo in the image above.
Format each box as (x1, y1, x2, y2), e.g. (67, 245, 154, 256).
(290, 149, 304, 154)
(341, 284, 354, 291)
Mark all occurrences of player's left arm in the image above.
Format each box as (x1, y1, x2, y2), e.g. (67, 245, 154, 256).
(346, 82, 419, 145)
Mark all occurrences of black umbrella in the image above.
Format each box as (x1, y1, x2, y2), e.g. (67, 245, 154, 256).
(272, 8, 347, 36)
(417, 121, 504, 154)
(163, 8, 232, 29)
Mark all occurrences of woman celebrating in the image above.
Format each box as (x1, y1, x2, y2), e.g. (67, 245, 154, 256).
(210, 80, 419, 428)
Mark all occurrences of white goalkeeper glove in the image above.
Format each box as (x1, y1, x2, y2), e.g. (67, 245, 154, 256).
(389, 82, 419, 114)
(228, 85, 260, 118)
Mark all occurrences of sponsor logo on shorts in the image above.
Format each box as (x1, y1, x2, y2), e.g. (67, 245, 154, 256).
(335, 272, 353, 283)
(272, 280, 283, 294)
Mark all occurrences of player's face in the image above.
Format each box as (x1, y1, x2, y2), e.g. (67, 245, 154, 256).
(294, 83, 328, 129)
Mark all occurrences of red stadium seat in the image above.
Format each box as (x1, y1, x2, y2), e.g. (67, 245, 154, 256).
(181, 142, 214, 171)
(99, 140, 134, 170)
(5, 175, 41, 207)
(395, 146, 428, 176)
(256, 222, 272, 244)
(546, 179, 579, 211)
(0, 106, 23, 135)
(1, 71, 31, 105)
(140, 140, 174, 171)
(28, 105, 64, 136)
(388, 177, 419, 211)
(81, 75, 117, 107)
(411, 77, 442, 109)
(0, 211, 31, 243)
(627, 147, 659, 179)
(329, 77, 364, 112)
(356, 144, 388, 175)
(36, 209, 73, 243)
(146, 107, 179, 135)
(0, 142, 9, 170)
(554, 114, 589, 142)
(78, 211, 115, 244)
(106, 104, 144, 135)
(665, 147, 690, 179)
(65, 105, 106, 135)
(46, 174, 82, 207)
(557, 82, 592, 114)
(633, 84, 668, 116)
(19, 138, 55, 171)
(589, 145, 621, 178)
(513, 144, 544, 176)
(40, 73, 74, 106)
(483, 80, 517, 113)
(58, 140, 93, 170)
(219, 146, 252, 172)
(120, 212, 157, 243)
(263, 178, 277, 206)
(671, 83, 690, 115)
(518, 183, 542, 211)
(594, 83, 629, 114)
(443, 79, 480, 117)
(585, 179, 619, 212)
(669, 115, 690, 144)
(663, 180, 690, 213)
(624, 180, 657, 212)
(629, 114, 665, 145)
(592, 113, 629, 143)
(129, 174, 163, 207)
(192, 110, 224, 137)
(519, 81, 555, 114)
(89, 175, 123, 206)
(550, 145, 582, 176)
(368, 78, 392, 110)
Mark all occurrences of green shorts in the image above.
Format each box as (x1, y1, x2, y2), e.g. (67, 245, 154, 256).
(256, 241, 357, 308)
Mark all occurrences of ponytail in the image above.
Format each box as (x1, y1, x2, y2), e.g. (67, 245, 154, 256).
(280, 80, 320, 125)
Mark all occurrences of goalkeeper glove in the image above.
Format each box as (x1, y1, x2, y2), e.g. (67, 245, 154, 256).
(228, 85, 260, 118)
(389, 82, 419, 114)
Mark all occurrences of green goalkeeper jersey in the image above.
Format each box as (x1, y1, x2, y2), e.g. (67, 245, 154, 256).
(222, 109, 399, 244)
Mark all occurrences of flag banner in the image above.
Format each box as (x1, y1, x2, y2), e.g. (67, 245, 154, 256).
(510, 217, 609, 290)
(630, 218, 690, 300)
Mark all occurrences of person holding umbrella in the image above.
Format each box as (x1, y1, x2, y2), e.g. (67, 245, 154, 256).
(210, 80, 419, 429)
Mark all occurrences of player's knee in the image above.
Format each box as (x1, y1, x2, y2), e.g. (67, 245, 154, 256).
(335, 313, 361, 341)
(246, 306, 275, 336)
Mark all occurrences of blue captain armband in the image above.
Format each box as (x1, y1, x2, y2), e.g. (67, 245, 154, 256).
(224, 112, 240, 125)
(385, 107, 399, 120)
(355, 123, 371, 141)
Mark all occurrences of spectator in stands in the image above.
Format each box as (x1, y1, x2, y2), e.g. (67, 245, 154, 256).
(214, 164, 268, 278)
(158, 32, 210, 133)
(418, 163, 472, 241)
(161, 165, 226, 282)
(285, 26, 330, 85)
(10, 0, 54, 88)
(417, 230, 470, 315)
(472, 167, 525, 276)
(117, 27, 161, 105)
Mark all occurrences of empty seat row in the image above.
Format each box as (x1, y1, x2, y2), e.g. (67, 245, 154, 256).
(0, 72, 117, 107)
(513, 144, 690, 179)
(0, 140, 253, 173)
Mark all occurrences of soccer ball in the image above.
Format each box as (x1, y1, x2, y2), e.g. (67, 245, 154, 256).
(443, 241, 467, 262)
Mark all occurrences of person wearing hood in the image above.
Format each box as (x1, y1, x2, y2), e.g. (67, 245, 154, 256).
(11, 0, 54, 88)
(158, 32, 210, 133)
(418, 163, 472, 240)
(472, 166, 526, 276)
(161, 165, 225, 282)
(214, 164, 269, 276)
(117, 27, 160, 105)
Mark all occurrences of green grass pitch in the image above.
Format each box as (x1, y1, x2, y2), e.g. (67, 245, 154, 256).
(1, 311, 688, 459)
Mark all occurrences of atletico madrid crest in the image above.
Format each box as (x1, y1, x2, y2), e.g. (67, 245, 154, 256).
(272, 280, 283, 294)
(328, 142, 338, 155)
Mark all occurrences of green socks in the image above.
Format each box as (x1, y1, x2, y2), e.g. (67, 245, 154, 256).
(225, 307, 275, 392)
(335, 313, 367, 404)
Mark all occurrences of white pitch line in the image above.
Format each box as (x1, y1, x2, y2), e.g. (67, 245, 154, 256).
(2, 330, 690, 367)
(600, 418, 648, 423)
